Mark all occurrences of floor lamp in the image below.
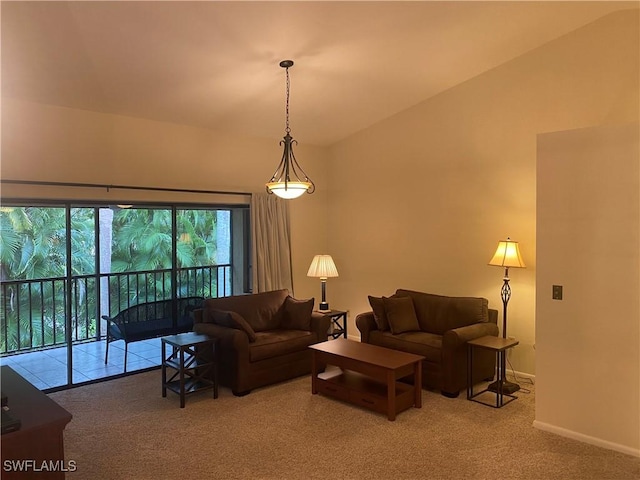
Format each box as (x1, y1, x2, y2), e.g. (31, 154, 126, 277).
(488, 237, 526, 394)
(307, 255, 339, 312)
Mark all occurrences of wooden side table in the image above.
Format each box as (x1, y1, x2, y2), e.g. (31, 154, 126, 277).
(466, 335, 519, 408)
(161, 332, 218, 408)
(317, 310, 347, 339)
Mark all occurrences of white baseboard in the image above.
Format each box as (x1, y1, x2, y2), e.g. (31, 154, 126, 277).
(533, 420, 640, 458)
(343, 338, 638, 457)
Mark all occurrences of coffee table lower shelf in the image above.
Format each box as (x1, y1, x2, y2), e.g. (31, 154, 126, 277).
(316, 369, 415, 417)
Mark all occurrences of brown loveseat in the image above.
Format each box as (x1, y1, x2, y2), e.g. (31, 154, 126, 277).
(356, 289, 498, 397)
(193, 289, 330, 396)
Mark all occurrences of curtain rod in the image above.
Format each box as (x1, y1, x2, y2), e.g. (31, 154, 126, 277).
(1, 179, 252, 197)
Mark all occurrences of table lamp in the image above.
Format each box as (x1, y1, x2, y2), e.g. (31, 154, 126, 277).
(307, 255, 339, 312)
(488, 237, 525, 394)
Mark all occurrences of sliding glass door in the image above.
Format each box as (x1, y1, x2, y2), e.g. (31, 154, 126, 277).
(0, 202, 249, 390)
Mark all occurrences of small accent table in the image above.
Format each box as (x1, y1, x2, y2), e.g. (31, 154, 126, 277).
(161, 332, 218, 408)
(467, 335, 519, 408)
(317, 310, 347, 339)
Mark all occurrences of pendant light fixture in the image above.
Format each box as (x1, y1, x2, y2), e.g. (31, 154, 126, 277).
(266, 60, 315, 199)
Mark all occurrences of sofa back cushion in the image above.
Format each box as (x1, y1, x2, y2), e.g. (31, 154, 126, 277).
(395, 289, 489, 335)
(202, 289, 289, 332)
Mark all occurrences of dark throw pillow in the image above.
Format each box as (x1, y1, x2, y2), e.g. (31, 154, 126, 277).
(368, 295, 391, 331)
(210, 309, 257, 342)
(281, 296, 314, 330)
(383, 296, 420, 334)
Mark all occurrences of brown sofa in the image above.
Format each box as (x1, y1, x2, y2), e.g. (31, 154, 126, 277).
(193, 289, 330, 396)
(356, 289, 499, 397)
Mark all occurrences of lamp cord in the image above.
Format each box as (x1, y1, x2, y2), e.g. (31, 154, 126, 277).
(506, 357, 533, 394)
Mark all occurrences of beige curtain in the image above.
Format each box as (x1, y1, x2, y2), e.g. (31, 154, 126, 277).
(250, 193, 293, 294)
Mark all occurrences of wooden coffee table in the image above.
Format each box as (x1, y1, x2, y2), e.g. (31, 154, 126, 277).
(309, 339, 424, 421)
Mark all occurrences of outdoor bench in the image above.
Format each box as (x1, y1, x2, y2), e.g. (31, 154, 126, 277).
(103, 296, 205, 371)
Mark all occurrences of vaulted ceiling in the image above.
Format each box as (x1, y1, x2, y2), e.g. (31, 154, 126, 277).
(2, 1, 636, 146)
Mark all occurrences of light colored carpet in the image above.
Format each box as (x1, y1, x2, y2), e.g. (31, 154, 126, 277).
(50, 371, 639, 480)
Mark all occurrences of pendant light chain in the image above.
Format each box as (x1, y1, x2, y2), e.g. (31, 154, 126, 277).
(284, 65, 291, 135)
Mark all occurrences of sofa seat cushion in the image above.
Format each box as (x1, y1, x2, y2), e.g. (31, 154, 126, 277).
(369, 330, 442, 363)
(249, 330, 316, 362)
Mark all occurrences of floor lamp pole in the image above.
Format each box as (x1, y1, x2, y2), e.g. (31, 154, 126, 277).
(489, 267, 520, 394)
(500, 268, 511, 338)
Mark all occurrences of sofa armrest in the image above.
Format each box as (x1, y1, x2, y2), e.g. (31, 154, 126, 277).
(310, 312, 331, 342)
(193, 321, 250, 394)
(355, 312, 377, 343)
(442, 322, 499, 349)
(441, 321, 499, 396)
(193, 321, 249, 351)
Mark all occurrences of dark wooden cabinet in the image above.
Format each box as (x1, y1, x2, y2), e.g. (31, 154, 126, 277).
(1, 366, 73, 479)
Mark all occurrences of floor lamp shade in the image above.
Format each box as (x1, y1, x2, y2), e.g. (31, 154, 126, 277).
(488, 237, 526, 337)
(307, 255, 338, 311)
(488, 238, 526, 269)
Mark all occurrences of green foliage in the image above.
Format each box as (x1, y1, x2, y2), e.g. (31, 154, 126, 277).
(0, 207, 67, 279)
(0, 205, 227, 354)
(71, 208, 97, 275)
(176, 209, 218, 267)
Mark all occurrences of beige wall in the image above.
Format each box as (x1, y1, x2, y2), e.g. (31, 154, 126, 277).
(536, 123, 639, 455)
(0, 98, 329, 299)
(327, 10, 639, 378)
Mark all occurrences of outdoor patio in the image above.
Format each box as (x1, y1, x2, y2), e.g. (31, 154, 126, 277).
(0, 338, 162, 390)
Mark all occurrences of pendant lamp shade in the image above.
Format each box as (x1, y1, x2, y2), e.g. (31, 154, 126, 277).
(266, 60, 315, 199)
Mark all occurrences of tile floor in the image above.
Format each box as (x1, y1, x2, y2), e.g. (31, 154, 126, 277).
(0, 338, 162, 390)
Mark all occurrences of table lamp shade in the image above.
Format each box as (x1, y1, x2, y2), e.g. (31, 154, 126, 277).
(488, 238, 526, 269)
(307, 255, 339, 279)
(307, 255, 338, 312)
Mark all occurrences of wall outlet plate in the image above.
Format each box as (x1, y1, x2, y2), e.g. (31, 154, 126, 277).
(552, 285, 563, 300)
